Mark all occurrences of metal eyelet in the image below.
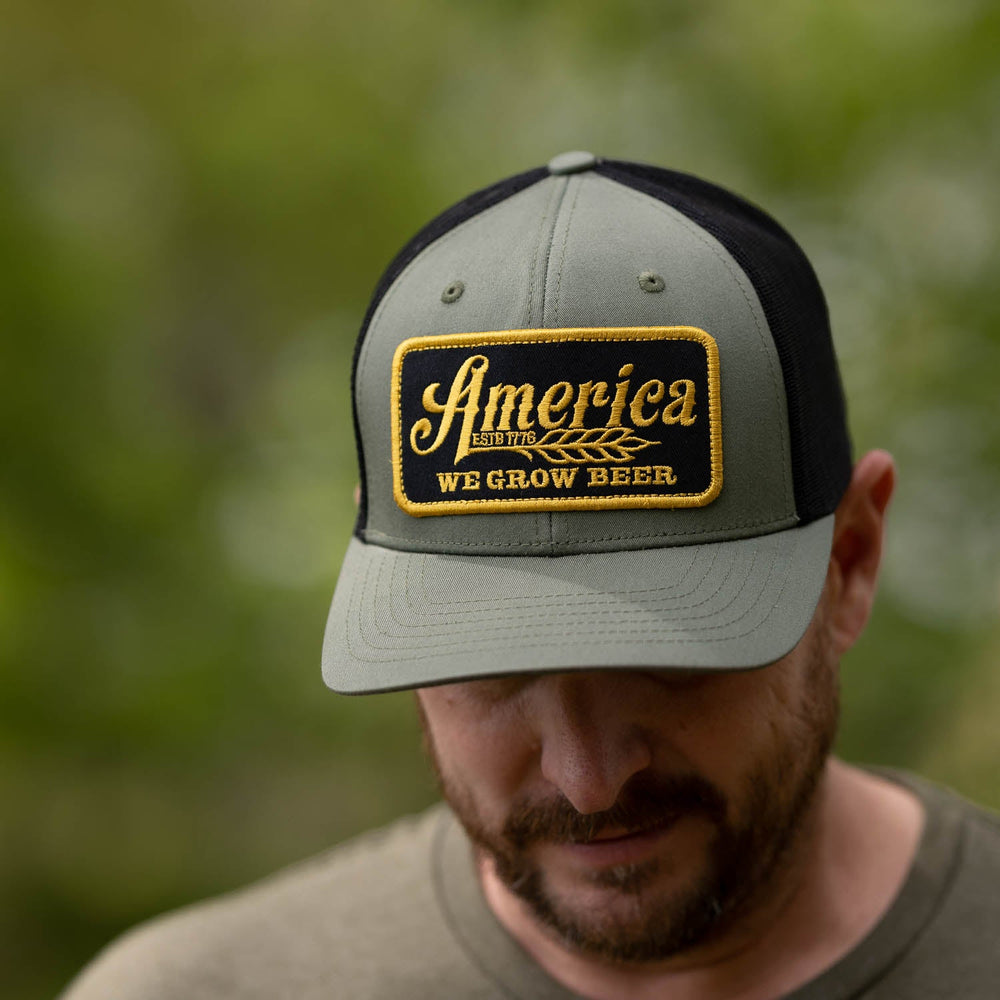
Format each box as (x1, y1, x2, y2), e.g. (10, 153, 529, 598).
(638, 271, 665, 293)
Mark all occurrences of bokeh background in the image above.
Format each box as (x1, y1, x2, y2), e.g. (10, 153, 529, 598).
(3, 2, 999, 996)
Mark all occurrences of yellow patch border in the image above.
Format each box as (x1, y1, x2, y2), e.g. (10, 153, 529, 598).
(390, 326, 723, 516)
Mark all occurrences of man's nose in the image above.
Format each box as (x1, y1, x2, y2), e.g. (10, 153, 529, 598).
(531, 672, 652, 815)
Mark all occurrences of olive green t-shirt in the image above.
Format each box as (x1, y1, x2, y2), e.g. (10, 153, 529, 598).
(60, 772, 1000, 999)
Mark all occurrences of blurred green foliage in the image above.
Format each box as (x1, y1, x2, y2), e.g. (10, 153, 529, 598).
(1, 2, 998, 997)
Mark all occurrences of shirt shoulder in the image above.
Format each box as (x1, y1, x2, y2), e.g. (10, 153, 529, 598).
(58, 804, 507, 1000)
(863, 776, 1000, 999)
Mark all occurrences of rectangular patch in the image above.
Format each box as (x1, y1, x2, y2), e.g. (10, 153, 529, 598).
(391, 327, 722, 516)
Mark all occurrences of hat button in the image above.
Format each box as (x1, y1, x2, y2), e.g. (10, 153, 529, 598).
(547, 151, 598, 175)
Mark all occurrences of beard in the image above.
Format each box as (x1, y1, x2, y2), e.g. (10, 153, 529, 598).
(420, 637, 840, 965)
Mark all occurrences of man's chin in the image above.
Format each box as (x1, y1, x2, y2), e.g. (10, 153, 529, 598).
(496, 858, 729, 964)
(488, 834, 728, 964)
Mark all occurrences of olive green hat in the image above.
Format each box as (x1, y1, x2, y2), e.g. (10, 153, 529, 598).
(323, 152, 851, 693)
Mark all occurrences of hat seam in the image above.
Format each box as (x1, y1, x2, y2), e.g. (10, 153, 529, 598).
(533, 176, 568, 324)
(527, 178, 569, 553)
(549, 176, 583, 328)
(525, 175, 566, 328)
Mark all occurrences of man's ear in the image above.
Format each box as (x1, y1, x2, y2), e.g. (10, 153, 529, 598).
(825, 450, 896, 657)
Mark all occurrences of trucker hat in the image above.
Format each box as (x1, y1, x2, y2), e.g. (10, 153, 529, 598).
(322, 151, 852, 694)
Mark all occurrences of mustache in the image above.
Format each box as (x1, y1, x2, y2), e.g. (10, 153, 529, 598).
(502, 772, 728, 848)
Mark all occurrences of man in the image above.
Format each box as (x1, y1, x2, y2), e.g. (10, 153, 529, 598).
(62, 152, 1000, 998)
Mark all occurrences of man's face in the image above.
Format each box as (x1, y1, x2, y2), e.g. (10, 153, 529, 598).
(417, 601, 840, 964)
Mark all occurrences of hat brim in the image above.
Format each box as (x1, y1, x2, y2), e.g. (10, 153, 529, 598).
(321, 515, 834, 694)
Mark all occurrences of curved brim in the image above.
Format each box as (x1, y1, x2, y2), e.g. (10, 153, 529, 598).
(322, 515, 834, 694)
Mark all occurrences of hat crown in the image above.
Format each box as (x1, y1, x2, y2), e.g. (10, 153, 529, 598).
(352, 164, 848, 556)
(323, 158, 850, 692)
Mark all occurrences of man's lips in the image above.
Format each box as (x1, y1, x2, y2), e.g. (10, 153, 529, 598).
(552, 815, 684, 866)
(578, 824, 655, 843)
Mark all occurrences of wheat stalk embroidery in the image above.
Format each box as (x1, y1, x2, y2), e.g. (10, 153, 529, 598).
(468, 427, 655, 464)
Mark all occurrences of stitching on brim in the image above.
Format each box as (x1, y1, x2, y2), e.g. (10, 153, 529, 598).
(348, 538, 782, 652)
(344, 536, 796, 662)
(406, 543, 712, 609)
(391, 546, 753, 628)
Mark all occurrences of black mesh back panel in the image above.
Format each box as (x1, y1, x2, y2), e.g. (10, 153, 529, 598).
(351, 167, 548, 531)
(595, 160, 852, 523)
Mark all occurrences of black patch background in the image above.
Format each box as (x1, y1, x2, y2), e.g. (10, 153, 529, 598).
(397, 337, 715, 507)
